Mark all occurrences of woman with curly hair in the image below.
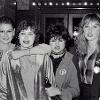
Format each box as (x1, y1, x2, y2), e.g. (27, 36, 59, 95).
(45, 23, 80, 100)
(76, 13, 100, 100)
(0, 20, 54, 100)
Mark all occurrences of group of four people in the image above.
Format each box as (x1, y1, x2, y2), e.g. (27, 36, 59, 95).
(0, 13, 100, 100)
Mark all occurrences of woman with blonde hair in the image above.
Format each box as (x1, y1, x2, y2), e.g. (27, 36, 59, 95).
(76, 13, 100, 100)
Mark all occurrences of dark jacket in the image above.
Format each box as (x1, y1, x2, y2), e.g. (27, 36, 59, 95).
(73, 52, 100, 100)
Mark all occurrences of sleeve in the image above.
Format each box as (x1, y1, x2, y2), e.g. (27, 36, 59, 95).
(61, 61, 80, 100)
(43, 54, 54, 85)
(34, 55, 51, 100)
(39, 43, 51, 54)
(0, 53, 20, 100)
(0, 75, 7, 100)
(0, 55, 8, 100)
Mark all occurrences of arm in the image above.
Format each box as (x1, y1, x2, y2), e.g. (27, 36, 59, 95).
(43, 55, 54, 85)
(9, 43, 51, 60)
(43, 55, 62, 98)
(30, 43, 51, 54)
(61, 62, 80, 100)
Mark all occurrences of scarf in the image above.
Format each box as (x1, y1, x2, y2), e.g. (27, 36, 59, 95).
(51, 48, 66, 55)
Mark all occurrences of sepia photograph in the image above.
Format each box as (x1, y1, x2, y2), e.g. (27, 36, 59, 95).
(0, 0, 100, 100)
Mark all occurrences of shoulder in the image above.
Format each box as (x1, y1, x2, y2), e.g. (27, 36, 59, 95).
(62, 52, 74, 68)
(64, 52, 77, 70)
(64, 51, 73, 61)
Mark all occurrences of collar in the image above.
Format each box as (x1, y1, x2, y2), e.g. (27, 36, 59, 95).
(51, 49, 66, 59)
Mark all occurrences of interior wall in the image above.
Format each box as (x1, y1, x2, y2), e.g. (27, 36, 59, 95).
(0, 0, 100, 43)
(40, 7, 100, 39)
(4, 6, 16, 22)
(0, 6, 4, 16)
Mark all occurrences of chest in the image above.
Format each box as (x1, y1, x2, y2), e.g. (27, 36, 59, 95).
(79, 52, 100, 71)
(54, 61, 72, 88)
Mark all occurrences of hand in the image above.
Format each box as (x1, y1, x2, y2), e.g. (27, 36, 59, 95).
(8, 50, 26, 60)
(8, 51, 15, 59)
(45, 86, 61, 97)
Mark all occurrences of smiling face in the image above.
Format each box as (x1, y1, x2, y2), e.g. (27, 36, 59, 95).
(19, 27, 35, 49)
(0, 23, 14, 44)
(83, 20, 100, 41)
(49, 36, 65, 53)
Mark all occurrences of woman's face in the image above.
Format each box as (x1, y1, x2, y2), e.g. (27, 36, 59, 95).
(0, 23, 14, 44)
(49, 36, 65, 53)
(83, 21, 100, 41)
(19, 27, 35, 49)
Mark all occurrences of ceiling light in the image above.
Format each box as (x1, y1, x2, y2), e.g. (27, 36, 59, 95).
(72, 3, 76, 5)
(38, 3, 41, 6)
(90, 3, 93, 5)
(32, 2, 36, 6)
(44, 3, 47, 6)
(49, 2, 53, 6)
(55, 3, 58, 6)
(96, 2, 99, 5)
(66, 2, 70, 6)
(61, 3, 64, 6)
(13, 2, 16, 5)
(84, 2, 88, 6)
(78, 3, 82, 5)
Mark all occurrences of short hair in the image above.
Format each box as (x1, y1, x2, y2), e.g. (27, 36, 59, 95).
(0, 16, 15, 28)
(46, 23, 70, 50)
(15, 20, 39, 47)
